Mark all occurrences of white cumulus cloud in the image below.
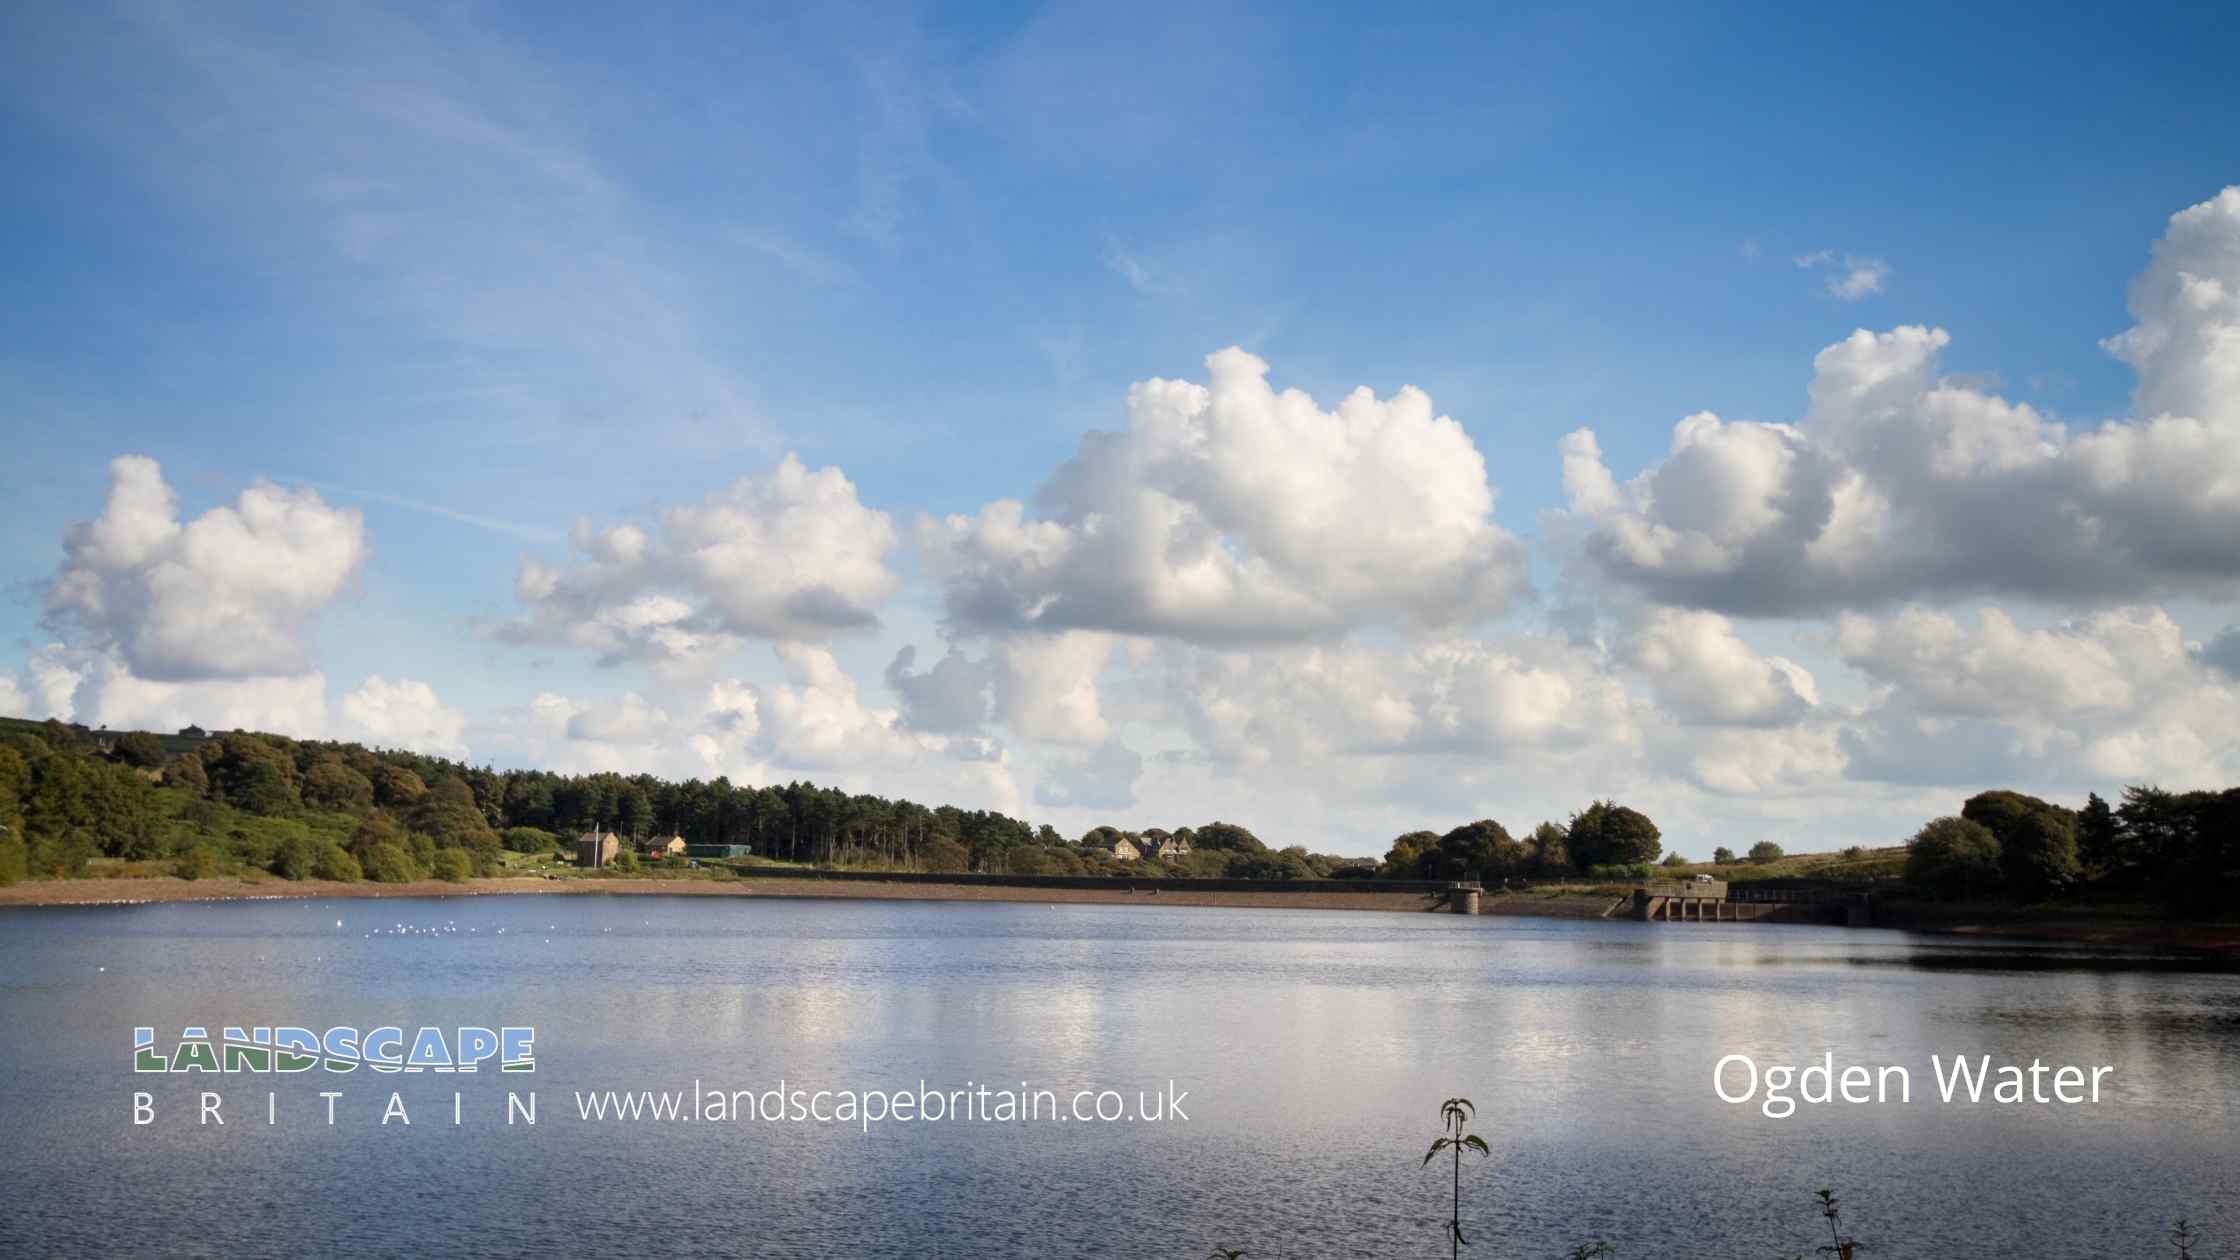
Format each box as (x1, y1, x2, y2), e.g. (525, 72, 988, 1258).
(340, 675, 468, 758)
(46, 456, 365, 681)
(1622, 608, 1817, 726)
(917, 347, 1528, 644)
(497, 455, 901, 668)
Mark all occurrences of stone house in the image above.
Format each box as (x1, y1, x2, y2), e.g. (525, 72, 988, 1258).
(576, 830, 621, 868)
(1140, 829, 1192, 860)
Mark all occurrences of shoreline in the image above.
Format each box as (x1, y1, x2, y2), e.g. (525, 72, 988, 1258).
(0, 873, 1616, 919)
(3, 875, 2233, 954)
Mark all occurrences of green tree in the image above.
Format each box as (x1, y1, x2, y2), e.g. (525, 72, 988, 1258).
(89, 762, 163, 860)
(361, 842, 418, 883)
(1747, 840, 1784, 864)
(1433, 820, 1525, 883)
(1712, 846, 1737, 864)
(2001, 810, 2082, 900)
(163, 752, 210, 798)
(312, 841, 362, 882)
(617, 784, 653, 841)
(1192, 821, 1267, 853)
(405, 829, 438, 873)
(920, 835, 970, 873)
(175, 845, 222, 880)
(271, 835, 320, 880)
(347, 812, 406, 866)
(412, 777, 501, 857)
(112, 731, 166, 768)
(1661, 851, 1689, 867)
(2077, 791, 2120, 877)
(2116, 785, 2187, 889)
(1904, 816, 2001, 900)
(0, 747, 27, 885)
(430, 849, 473, 882)
(24, 754, 97, 876)
(1962, 790, 2079, 900)
(1527, 821, 1570, 875)
(2154, 789, 2240, 917)
(304, 759, 376, 812)
(207, 734, 300, 815)
(0, 830, 25, 885)
(1567, 801, 1662, 868)
(373, 764, 427, 809)
(1383, 830, 1439, 878)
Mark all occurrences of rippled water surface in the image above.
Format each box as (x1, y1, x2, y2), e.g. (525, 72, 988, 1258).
(3, 896, 2235, 1257)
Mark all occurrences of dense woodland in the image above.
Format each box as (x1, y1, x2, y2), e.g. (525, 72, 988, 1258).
(0, 716, 2230, 915)
(0, 717, 1368, 885)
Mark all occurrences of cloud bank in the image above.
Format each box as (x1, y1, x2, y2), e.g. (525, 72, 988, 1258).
(1562, 188, 2240, 615)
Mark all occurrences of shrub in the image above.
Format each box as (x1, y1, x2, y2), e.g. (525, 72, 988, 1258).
(920, 835, 970, 873)
(361, 842, 419, 884)
(1747, 841, 1785, 864)
(1584, 862, 1655, 882)
(1712, 846, 1737, 864)
(175, 845, 222, 881)
(113, 732, 167, 769)
(303, 760, 375, 812)
(430, 849, 473, 883)
(1842, 845, 1866, 860)
(163, 753, 210, 798)
(270, 835, 319, 880)
(1661, 852, 1689, 867)
(502, 826, 559, 854)
(312, 842, 362, 882)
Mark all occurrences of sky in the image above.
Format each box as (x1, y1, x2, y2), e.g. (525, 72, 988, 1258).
(3, 1, 2238, 858)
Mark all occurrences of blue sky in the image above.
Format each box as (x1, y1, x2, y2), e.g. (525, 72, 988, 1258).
(4, 2, 2239, 856)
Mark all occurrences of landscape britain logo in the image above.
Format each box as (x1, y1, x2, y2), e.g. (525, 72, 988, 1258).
(134, 1025, 535, 1073)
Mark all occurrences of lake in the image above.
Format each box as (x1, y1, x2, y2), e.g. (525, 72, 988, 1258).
(2, 895, 2235, 1257)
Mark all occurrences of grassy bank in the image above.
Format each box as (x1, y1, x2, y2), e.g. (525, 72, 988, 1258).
(0, 866, 1622, 917)
(9, 851, 2231, 952)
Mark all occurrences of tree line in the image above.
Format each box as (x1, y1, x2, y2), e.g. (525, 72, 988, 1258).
(0, 718, 1365, 885)
(1906, 786, 2239, 913)
(1376, 800, 1673, 884)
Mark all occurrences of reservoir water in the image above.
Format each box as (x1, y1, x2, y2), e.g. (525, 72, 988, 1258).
(3, 895, 2234, 1257)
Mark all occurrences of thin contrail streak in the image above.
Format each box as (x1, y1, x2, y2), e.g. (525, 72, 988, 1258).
(288, 477, 562, 544)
